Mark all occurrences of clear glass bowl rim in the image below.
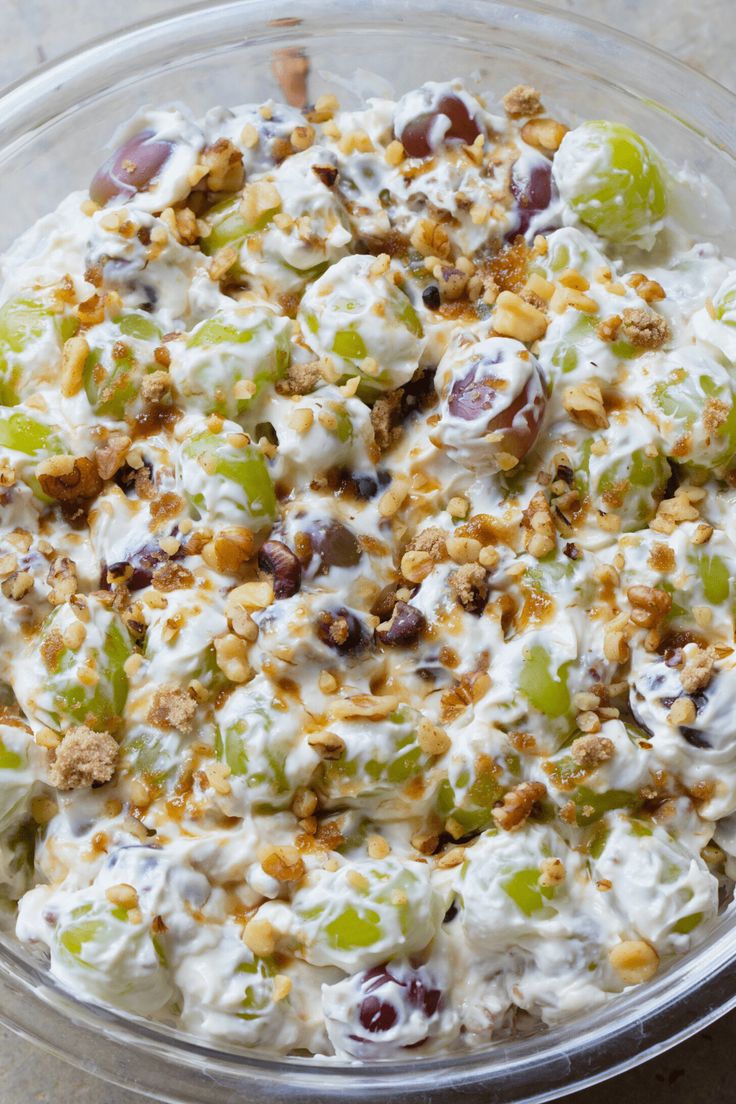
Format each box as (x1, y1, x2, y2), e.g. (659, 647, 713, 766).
(0, 2, 735, 1102)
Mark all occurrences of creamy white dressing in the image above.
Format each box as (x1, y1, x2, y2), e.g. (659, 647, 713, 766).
(0, 77, 734, 1062)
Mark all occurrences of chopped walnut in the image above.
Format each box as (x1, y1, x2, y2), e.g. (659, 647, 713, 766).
(492, 781, 547, 831)
(46, 557, 78, 607)
(200, 137, 244, 192)
(49, 725, 118, 791)
(148, 687, 198, 732)
(627, 584, 672, 629)
(650, 486, 702, 534)
(618, 307, 670, 350)
(503, 84, 543, 117)
(563, 380, 608, 430)
(36, 455, 103, 503)
(261, 845, 306, 882)
(1, 570, 33, 601)
(570, 734, 615, 769)
(523, 490, 556, 558)
(449, 563, 488, 612)
(94, 434, 132, 481)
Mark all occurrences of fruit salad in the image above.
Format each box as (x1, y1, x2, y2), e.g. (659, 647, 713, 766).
(1, 76, 735, 1059)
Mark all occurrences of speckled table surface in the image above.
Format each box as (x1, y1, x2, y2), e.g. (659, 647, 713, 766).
(1, 1, 735, 1101)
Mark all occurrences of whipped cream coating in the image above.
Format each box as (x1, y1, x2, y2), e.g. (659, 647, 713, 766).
(0, 77, 734, 1062)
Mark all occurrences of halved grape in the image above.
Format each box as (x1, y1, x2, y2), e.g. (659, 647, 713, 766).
(590, 814, 717, 953)
(460, 823, 581, 950)
(270, 386, 376, 489)
(576, 410, 670, 532)
(510, 154, 556, 238)
(299, 255, 424, 395)
(0, 407, 66, 502)
(0, 720, 36, 832)
(200, 195, 279, 259)
(436, 754, 504, 838)
(553, 121, 666, 247)
(519, 645, 571, 720)
(179, 426, 276, 532)
(323, 960, 451, 1058)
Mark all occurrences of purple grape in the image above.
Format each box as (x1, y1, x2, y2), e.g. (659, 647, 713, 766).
(448, 361, 546, 464)
(509, 157, 555, 237)
(398, 94, 481, 159)
(90, 130, 174, 205)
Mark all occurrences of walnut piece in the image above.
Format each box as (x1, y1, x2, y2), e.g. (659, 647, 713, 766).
(50, 725, 118, 790)
(492, 781, 547, 831)
(36, 455, 103, 502)
(94, 434, 132, 481)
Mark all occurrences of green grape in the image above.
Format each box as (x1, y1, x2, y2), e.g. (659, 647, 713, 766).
(569, 785, 639, 827)
(52, 898, 172, 1015)
(579, 422, 670, 532)
(0, 408, 66, 501)
(519, 645, 571, 719)
(317, 707, 438, 811)
(31, 601, 132, 733)
(697, 551, 731, 605)
(298, 255, 424, 395)
(0, 410, 63, 455)
(502, 867, 556, 917)
(181, 429, 276, 531)
(0, 298, 66, 406)
(292, 857, 443, 970)
(121, 725, 182, 788)
(0, 820, 35, 903)
(649, 353, 736, 474)
(236, 953, 277, 1021)
(83, 314, 163, 420)
(711, 273, 736, 327)
(200, 195, 279, 258)
(214, 680, 310, 813)
(553, 121, 666, 245)
(672, 911, 703, 935)
(0, 721, 35, 832)
(180, 307, 291, 419)
(436, 754, 504, 837)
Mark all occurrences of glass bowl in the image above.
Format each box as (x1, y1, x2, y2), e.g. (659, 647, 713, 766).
(1, 2, 735, 1101)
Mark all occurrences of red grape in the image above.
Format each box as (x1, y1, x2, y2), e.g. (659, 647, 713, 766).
(90, 130, 174, 206)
